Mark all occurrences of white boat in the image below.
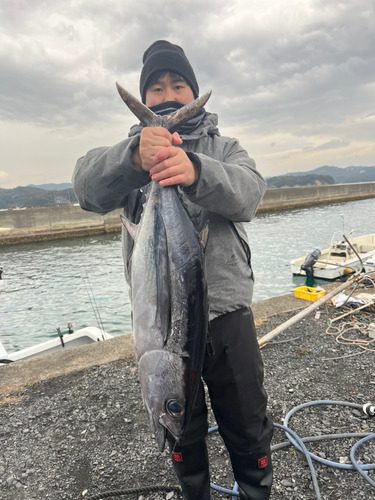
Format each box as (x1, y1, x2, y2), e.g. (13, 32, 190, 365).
(364, 258, 375, 274)
(0, 325, 113, 364)
(290, 233, 375, 280)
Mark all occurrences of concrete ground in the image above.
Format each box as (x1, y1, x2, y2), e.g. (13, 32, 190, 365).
(1, 280, 372, 393)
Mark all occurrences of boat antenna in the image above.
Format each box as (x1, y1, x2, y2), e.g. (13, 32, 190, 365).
(81, 270, 107, 340)
(341, 214, 345, 237)
(343, 235, 364, 272)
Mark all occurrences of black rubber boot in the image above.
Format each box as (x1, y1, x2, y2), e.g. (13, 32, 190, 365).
(229, 447, 273, 500)
(168, 439, 211, 500)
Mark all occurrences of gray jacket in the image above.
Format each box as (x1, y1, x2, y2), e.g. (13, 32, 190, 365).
(72, 112, 267, 320)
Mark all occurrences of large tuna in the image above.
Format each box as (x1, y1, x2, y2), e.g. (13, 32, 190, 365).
(117, 83, 210, 451)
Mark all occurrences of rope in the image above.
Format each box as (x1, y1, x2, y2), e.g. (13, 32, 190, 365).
(326, 318, 375, 352)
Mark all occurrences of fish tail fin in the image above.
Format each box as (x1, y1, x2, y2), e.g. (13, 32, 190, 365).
(162, 92, 212, 133)
(116, 82, 211, 133)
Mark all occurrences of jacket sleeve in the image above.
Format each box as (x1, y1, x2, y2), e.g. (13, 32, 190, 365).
(183, 136, 267, 222)
(71, 135, 150, 215)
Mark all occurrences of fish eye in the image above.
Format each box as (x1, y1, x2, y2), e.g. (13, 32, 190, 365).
(166, 399, 185, 418)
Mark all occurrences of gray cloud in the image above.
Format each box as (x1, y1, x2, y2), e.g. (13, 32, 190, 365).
(1, 0, 374, 131)
(313, 139, 350, 151)
(0, 0, 374, 186)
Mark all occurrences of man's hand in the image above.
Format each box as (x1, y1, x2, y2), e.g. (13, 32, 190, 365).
(150, 146, 198, 188)
(132, 127, 198, 188)
(133, 127, 177, 172)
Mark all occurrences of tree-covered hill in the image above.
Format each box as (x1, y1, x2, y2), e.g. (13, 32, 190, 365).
(284, 166, 375, 184)
(266, 174, 335, 188)
(0, 186, 77, 209)
(27, 182, 73, 191)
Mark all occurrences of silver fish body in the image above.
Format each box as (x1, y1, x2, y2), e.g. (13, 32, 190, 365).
(121, 182, 208, 451)
(117, 83, 211, 451)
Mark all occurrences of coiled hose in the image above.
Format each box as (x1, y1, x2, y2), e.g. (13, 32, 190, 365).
(84, 400, 375, 500)
(209, 400, 375, 499)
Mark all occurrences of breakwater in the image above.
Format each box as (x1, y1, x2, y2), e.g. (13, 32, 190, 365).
(0, 205, 122, 245)
(1, 182, 374, 245)
(257, 181, 375, 212)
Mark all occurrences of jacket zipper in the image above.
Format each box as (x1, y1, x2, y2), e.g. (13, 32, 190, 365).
(230, 222, 253, 271)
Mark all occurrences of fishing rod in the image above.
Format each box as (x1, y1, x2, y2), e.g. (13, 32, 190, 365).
(81, 269, 107, 340)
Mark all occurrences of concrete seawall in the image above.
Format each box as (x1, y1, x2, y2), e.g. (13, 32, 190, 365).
(1, 182, 374, 245)
(257, 181, 375, 212)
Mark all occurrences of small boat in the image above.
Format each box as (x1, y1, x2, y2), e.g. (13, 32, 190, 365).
(0, 324, 113, 364)
(364, 258, 375, 274)
(290, 233, 375, 280)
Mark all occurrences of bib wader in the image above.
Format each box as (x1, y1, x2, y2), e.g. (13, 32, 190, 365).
(168, 307, 273, 500)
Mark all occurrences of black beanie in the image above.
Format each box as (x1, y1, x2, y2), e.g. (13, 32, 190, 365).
(140, 40, 199, 103)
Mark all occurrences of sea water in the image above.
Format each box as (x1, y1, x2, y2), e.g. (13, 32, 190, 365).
(0, 197, 374, 353)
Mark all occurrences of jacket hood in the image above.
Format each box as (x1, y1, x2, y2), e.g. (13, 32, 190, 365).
(128, 112, 220, 140)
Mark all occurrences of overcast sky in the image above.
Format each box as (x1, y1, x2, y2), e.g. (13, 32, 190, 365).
(1, 0, 374, 189)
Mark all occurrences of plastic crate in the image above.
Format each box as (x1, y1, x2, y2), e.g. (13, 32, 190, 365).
(294, 286, 326, 302)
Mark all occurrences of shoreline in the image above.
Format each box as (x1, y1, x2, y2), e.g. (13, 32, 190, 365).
(1, 182, 374, 245)
(0, 281, 354, 390)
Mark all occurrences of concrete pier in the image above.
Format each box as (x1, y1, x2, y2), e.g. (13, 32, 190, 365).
(1, 182, 374, 245)
(0, 280, 348, 389)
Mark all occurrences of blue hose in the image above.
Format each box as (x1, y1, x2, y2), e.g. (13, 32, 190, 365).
(207, 427, 240, 498)
(208, 399, 375, 499)
(274, 423, 322, 500)
(208, 423, 322, 499)
(350, 434, 375, 487)
(283, 400, 375, 471)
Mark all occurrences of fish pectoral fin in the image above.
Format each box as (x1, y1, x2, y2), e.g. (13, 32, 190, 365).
(198, 222, 209, 252)
(153, 208, 171, 345)
(120, 213, 138, 240)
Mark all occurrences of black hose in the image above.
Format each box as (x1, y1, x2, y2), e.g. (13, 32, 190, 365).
(84, 484, 181, 500)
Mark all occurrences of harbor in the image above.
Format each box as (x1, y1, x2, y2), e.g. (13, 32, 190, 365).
(2, 2, 374, 498)
(1, 196, 375, 354)
(1, 194, 375, 499)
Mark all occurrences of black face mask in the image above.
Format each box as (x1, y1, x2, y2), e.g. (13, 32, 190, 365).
(149, 101, 205, 135)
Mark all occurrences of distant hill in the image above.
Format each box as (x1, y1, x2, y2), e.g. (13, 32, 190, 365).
(285, 166, 375, 184)
(267, 174, 334, 188)
(0, 186, 77, 209)
(27, 183, 72, 191)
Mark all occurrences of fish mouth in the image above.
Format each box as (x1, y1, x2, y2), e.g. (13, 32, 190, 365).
(158, 413, 183, 444)
(152, 414, 168, 451)
(150, 408, 184, 451)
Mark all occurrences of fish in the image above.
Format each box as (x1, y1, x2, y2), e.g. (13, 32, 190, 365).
(117, 82, 211, 451)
